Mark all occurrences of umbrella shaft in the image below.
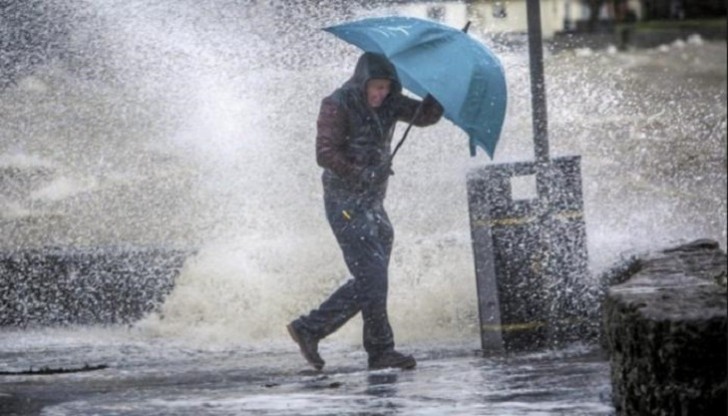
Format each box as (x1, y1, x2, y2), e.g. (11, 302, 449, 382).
(390, 97, 426, 160)
(527, 0, 549, 163)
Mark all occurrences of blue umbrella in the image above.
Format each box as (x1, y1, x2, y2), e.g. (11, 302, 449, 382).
(324, 16, 507, 158)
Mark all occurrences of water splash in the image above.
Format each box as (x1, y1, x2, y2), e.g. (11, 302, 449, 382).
(1, 1, 725, 345)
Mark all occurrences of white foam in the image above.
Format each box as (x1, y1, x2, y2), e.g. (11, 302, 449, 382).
(29, 176, 98, 201)
(687, 34, 705, 46)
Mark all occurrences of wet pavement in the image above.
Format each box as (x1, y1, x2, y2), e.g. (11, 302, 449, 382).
(0, 330, 612, 415)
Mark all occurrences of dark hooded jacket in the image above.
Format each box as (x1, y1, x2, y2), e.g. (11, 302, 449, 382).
(316, 52, 443, 205)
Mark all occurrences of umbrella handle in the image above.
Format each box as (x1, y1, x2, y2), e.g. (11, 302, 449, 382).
(390, 96, 427, 161)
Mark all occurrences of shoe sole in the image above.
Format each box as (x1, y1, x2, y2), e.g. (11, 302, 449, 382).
(287, 324, 324, 371)
(369, 358, 417, 371)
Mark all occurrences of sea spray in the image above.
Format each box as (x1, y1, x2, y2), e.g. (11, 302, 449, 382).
(1, 0, 724, 346)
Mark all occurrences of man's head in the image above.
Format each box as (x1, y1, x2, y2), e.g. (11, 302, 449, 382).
(366, 78, 392, 108)
(346, 52, 401, 108)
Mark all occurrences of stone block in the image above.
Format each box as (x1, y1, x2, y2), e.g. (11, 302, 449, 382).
(603, 239, 727, 416)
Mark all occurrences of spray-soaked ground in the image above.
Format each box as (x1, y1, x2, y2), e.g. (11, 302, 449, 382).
(0, 329, 611, 416)
(1, 0, 726, 414)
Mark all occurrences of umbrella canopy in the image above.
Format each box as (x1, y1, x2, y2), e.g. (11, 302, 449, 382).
(324, 16, 507, 158)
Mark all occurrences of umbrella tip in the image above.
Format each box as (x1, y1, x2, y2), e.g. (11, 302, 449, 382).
(462, 21, 471, 33)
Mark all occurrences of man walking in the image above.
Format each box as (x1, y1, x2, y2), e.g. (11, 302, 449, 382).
(287, 52, 443, 371)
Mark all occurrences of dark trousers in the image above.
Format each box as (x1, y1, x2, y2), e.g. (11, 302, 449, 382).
(296, 195, 395, 357)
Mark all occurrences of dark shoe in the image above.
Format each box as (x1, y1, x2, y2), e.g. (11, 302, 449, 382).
(287, 322, 324, 371)
(368, 350, 416, 370)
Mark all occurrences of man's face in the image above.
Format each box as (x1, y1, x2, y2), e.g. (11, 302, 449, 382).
(366, 78, 392, 108)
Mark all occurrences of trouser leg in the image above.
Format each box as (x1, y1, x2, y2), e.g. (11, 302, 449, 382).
(353, 208, 394, 355)
(296, 279, 359, 339)
(295, 199, 395, 356)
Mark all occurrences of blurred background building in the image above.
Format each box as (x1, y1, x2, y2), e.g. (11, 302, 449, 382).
(372, 0, 726, 38)
(1, 0, 726, 88)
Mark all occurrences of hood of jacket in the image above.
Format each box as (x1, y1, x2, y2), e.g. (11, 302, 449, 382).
(343, 52, 402, 97)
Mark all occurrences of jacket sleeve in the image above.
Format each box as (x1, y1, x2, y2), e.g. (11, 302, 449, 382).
(395, 94, 444, 127)
(316, 96, 359, 179)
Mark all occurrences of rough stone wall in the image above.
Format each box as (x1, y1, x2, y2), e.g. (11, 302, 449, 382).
(0, 246, 192, 326)
(603, 239, 727, 416)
